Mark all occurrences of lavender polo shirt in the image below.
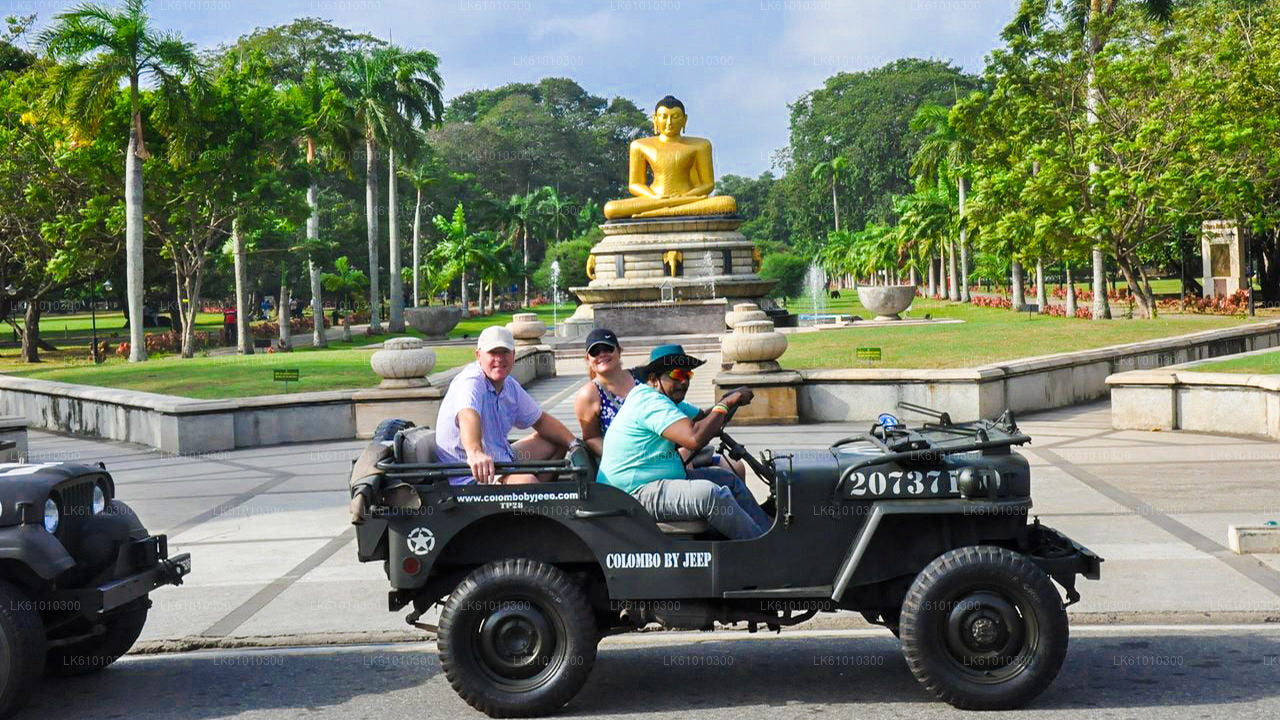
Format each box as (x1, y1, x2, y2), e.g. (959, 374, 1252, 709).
(435, 362, 544, 484)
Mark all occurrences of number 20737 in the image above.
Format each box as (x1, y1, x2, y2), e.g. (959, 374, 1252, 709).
(846, 470, 956, 498)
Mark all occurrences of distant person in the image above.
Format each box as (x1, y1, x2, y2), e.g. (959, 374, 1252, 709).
(435, 326, 576, 484)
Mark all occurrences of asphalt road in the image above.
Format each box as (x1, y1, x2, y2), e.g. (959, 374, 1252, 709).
(24, 626, 1280, 720)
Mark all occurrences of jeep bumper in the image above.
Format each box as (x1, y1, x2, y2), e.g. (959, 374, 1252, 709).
(1027, 524, 1102, 605)
(54, 535, 192, 617)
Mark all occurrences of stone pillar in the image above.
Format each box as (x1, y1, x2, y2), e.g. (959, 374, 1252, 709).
(370, 337, 437, 388)
(715, 315, 799, 424)
(1201, 220, 1246, 297)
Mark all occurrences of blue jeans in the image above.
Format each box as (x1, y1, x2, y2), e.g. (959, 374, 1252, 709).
(631, 477, 765, 540)
(687, 466, 772, 533)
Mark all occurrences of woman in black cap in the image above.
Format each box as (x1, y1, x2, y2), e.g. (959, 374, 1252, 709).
(573, 328, 639, 459)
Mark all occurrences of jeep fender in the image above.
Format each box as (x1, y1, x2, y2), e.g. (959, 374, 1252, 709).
(830, 498, 1033, 602)
(0, 524, 76, 581)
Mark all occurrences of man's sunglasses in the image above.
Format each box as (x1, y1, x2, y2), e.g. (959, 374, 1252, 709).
(588, 344, 616, 357)
(667, 368, 693, 383)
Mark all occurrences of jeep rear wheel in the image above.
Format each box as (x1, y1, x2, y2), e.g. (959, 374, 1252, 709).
(0, 580, 47, 718)
(899, 546, 1068, 710)
(45, 598, 150, 677)
(438, 559, 597, 717)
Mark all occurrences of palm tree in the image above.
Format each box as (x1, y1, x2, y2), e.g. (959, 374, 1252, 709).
(339, 47, 443, 333)
(431, 203, 494, 319)
(1013, 0, 1175, 319)
(508, 188, 550, 306)
(910, 103, 975, 302)
(381, 47, 443, 332)
(400, 152, 440, 307)
(810, 155, 849, 232)
(538, 186, 576, 243)
(39, 0, 200, 362)
(286, 65, 357, 349)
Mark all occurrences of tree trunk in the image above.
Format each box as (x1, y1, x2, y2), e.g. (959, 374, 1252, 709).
(180, 270, 202, 359)
(521, 225, 530, 307)
(412, 187, 422, 307)
(366, 136, 382, 333)
(1066, 264, 1078, 317)
(233, 217, 253, 355)
(306, 180, 326, 348)
(279, 276, 291, 349)
(21, 300, 41, 363)
(1086, 50, 1112, 321)
(1036, 259, 1047, 312)
(958, 176, 970, 302)
(460, 267, 469, 318)
(948, 241, 960, 301)
(1115, 254, 1154, 319)
(125, 120, 147, 362)
(388, 148, 404, 332)
(1011, 260, 1025, 310)
(172, 265, 185, 338)
(831, 177, 840, 233)
(927, 253, 937, 297)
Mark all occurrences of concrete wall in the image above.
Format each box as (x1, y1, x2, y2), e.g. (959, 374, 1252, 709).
(796, 321, 1280, 424)
(0, 346, 555, 454)
(1109, 345, 1280, 440)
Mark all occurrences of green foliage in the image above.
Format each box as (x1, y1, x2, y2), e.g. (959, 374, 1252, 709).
(533, 231, 598, 296)
(759, 253, 809, 299)
(320, 256, 369, 308)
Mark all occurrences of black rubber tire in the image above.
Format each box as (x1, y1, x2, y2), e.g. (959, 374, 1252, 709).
(899, 546, 1068, 710)
(438, 559, 597, 718)
(44, 598, 149, 677)
(0, 580, 47, 718)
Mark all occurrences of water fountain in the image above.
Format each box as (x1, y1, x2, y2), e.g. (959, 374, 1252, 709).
(802, 263, 829, 326)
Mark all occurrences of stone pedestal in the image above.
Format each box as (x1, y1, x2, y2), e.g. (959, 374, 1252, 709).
(1201, 220, 1247, 297)
(370, 337, 436, 388)
(507, 313, 547, 346)
(713, 371, 802, 425)
(593, 299, 728, 337)
(570, 216, 774, 337)
(405, 306, 463, 339)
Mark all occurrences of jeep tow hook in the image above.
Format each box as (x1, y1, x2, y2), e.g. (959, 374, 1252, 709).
(406, 606, 438, 634)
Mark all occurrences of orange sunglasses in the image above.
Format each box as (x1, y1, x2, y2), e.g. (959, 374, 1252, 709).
(667, 368, 693, 383)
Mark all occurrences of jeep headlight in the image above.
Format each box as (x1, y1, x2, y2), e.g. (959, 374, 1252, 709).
(43, 498, 60, 533)
(92, 484, 107, 514)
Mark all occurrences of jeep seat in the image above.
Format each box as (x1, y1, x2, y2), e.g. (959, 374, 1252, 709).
(395, 426, 439, 464)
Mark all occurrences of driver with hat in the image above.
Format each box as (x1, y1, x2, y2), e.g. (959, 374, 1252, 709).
(596, 344, 770, 539)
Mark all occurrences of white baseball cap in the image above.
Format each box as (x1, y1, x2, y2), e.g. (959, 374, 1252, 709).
(477, 326, 516, 353)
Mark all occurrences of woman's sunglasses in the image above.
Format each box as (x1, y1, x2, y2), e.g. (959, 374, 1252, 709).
(588, 344, 616, 357)
(667, 368, 693, 383)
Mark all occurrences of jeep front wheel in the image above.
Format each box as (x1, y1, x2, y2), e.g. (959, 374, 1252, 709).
(45, 598, 150, 677)
(899, 546, 1068, 710)
(438, 559, 597, 717)
(0, 580, 47, 718)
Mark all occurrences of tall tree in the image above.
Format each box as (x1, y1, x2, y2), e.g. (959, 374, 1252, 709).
(38, 0, 201, 362)
(911, 103, 977, 301)
(810, 155, 849, 233)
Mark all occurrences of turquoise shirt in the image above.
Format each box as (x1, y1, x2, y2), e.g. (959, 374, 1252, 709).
(597, 385, 699, 494)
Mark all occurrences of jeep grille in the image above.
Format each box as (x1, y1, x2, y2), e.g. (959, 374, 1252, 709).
(58, 479, 95, 517)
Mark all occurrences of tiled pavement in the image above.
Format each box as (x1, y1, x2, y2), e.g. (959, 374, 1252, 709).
(24, 352, 1280, 648)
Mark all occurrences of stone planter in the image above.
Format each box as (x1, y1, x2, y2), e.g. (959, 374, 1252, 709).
(405, 306, 463, 339)
(725, 302, 767, 330)
(507, 313, 547, 346)
(722, 319, 788, 373)
(370, 337, 436, 388)
(856, 284, 917, 320)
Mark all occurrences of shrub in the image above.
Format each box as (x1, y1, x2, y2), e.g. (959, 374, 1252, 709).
(760, 252, 809, 298)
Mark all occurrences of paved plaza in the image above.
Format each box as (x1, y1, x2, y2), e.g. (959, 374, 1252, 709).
(25, 352, 1280, 651)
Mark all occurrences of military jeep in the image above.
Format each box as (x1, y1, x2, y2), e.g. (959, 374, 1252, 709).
(0, 455, 191, 718)
(350, 407, 1100, 717)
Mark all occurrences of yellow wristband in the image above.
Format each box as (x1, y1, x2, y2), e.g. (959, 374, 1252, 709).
(711, 404, 729, 415)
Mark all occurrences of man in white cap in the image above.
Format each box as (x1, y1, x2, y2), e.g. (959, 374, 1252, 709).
(435, 326, 576, 484)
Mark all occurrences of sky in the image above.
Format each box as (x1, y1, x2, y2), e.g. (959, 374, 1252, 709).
(15, 0, 1020, 177)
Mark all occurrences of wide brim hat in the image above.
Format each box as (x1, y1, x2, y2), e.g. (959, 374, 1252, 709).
(632, 344, 706, 381)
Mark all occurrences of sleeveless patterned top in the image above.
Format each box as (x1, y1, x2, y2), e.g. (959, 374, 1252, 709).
(595, 376, 641, 436)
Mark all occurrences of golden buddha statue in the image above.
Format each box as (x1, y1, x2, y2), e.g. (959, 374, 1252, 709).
(603, 96, 737, 220)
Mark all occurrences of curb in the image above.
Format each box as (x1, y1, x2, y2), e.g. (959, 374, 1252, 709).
(131, 610, 1280, 656)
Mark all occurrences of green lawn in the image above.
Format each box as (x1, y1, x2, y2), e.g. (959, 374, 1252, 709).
(31, 311, 224, 335)
(450, 304, 575, 338)
(1186, 349, 1280, 375)
(779, 298, 1255, 369)
(5, 345, 475, 399)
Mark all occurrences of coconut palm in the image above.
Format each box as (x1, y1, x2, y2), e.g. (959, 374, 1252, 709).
(810, 154, 849, 232)
(910, 103, 975, 302)
(538, 186, 576, 243)
(400, 152, 441, 307)
(431, 203, 494, 319)
(338, 46, 443, 333)
(380, 47, 443, 332)
(38, 0, 200, 362)
(286, 65, 357, 349)
(508, 188, 550, 306)
(1012, 0, 1175, 319)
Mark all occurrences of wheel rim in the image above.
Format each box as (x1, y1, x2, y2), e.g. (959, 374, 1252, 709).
(940, 587, 1037, 682)
(470, 596, 565, 691)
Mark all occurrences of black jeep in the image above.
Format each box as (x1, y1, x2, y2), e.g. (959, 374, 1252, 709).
(350, 407, 1100, 717)
(0, 456, 191, 717)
